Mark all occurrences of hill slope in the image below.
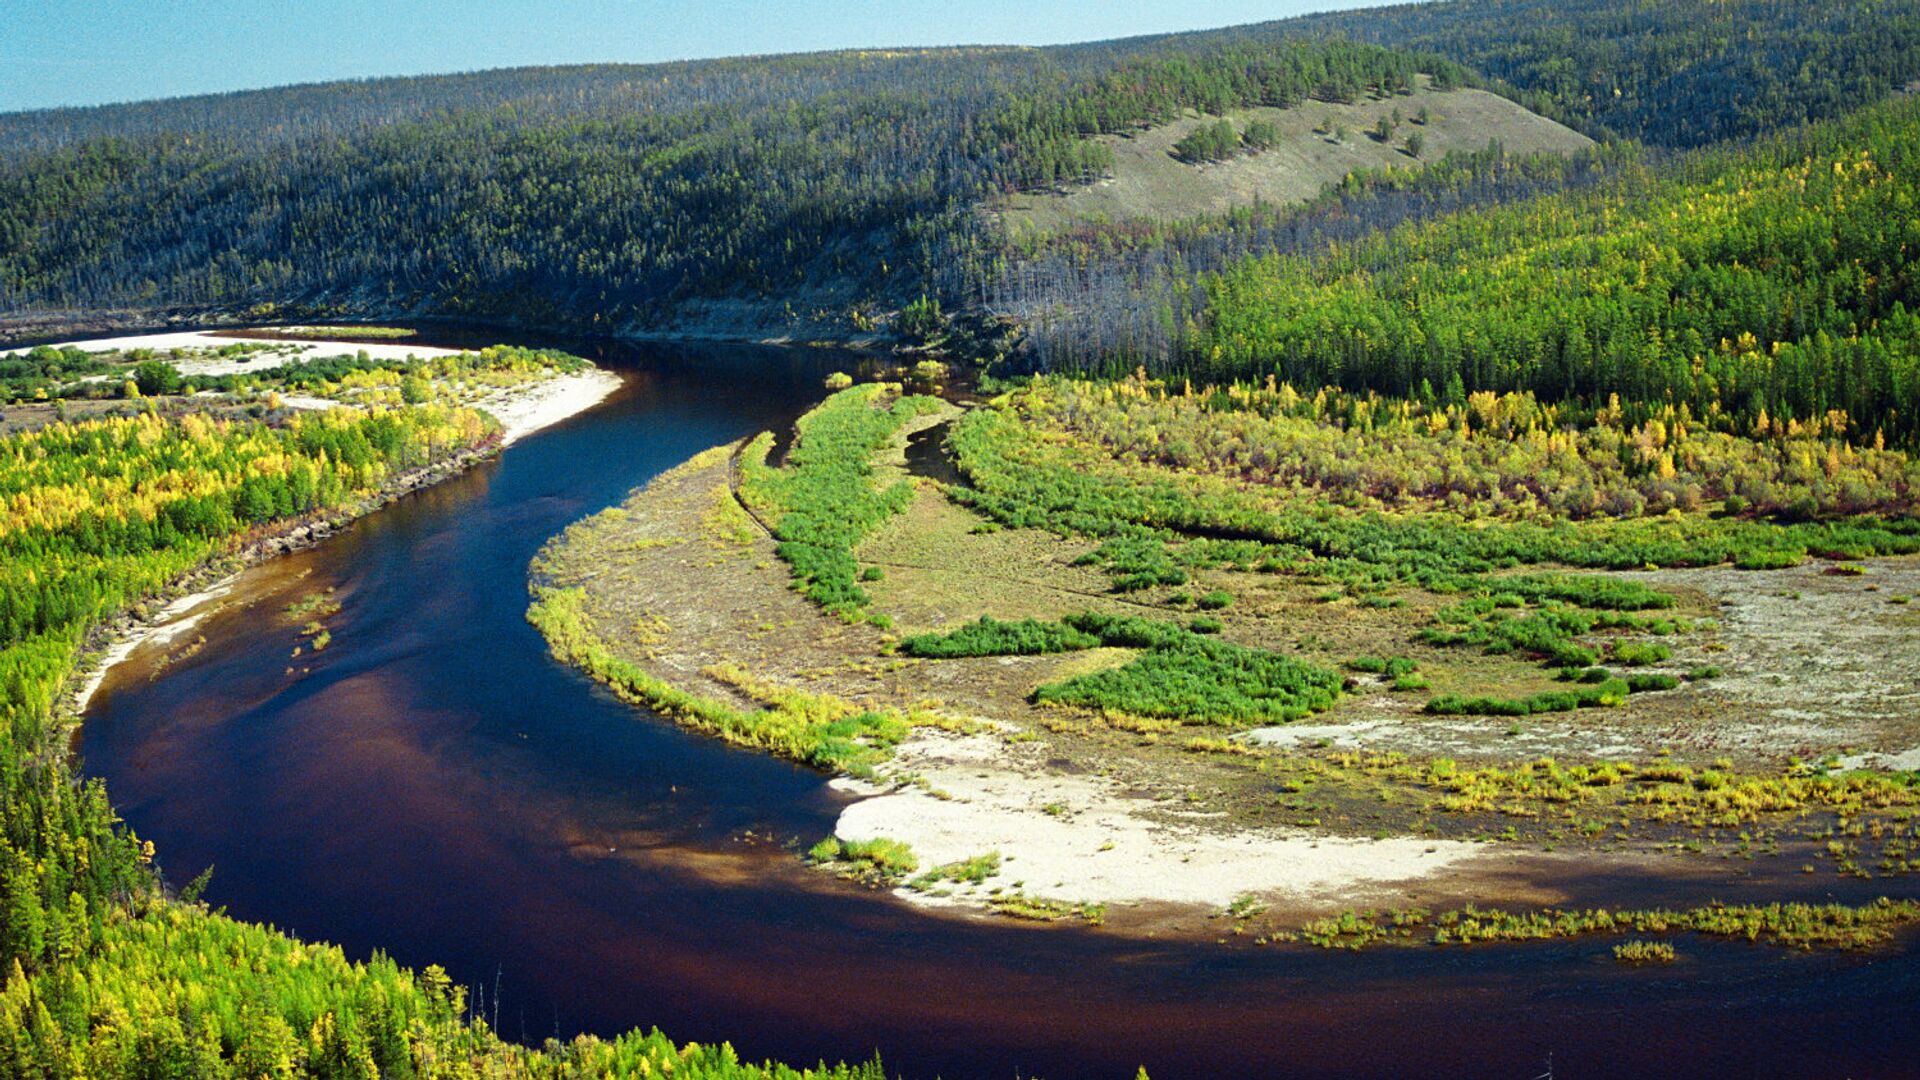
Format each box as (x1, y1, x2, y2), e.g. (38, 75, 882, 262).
(1003, 80, 1589, 234)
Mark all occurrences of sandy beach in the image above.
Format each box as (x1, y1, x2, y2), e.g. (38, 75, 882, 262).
(832, 728, 1491, 918)
(4, 329, 462, 373)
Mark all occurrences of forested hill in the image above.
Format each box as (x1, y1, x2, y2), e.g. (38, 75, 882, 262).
(3, 0, 1920, 343)
(0, 38, 1461, 339)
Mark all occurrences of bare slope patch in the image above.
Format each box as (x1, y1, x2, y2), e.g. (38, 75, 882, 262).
(1002, 82, 1591, 235)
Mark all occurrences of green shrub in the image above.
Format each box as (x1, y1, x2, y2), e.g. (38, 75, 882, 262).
(1426, 678, 1629, 716)
(740, 385, 942, 617)
(1613, 641, 1672, 666)
(899, 616, 1100, 657)
(1736, 549, 1806, 569)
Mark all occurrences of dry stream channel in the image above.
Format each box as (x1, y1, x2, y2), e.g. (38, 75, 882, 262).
(75, 335, 1920, 1079)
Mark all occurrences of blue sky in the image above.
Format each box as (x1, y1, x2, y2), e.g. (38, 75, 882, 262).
(0, 0, 1391, 112)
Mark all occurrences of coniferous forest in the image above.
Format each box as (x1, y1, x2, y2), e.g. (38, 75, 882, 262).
(5, 0, 1920, 1076)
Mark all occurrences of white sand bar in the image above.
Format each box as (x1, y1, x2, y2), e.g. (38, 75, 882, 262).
(5, 330, 463, 374)
(833, 729, 1488, 913)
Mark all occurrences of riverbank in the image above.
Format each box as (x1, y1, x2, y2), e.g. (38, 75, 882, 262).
(62, 356, 621, 720)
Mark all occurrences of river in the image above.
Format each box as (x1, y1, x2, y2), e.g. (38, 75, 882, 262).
(77, 336, 1920, 1079)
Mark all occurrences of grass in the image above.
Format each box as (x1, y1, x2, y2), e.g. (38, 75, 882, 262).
(899, 616, 1099, 657)
(902, 612, 1343, 726)
(988, 893, 1109, 926)
(1000, 83, 1589, 235)
(1613, 939, 1676, 963)
(1268, 897, 1920, 951)
(285, 589, 340, 620)
(1425, 679, 1629, 716)
(909, 852, 1003, 890)
(809, 836, 920, 883)
(1309, 748, 1920, 830)
(276, 325, 416, 339)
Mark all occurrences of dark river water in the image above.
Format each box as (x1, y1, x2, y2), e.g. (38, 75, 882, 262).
(77, 338, 1920, 1079)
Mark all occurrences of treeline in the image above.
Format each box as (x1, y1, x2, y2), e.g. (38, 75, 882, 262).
(8, 1, 1916, 339)
(979, 40, 1466, 189)
(1177, 96, 1920, 447)
(1219, 0, 1920, 149)
(1031, 375, 1920, 521)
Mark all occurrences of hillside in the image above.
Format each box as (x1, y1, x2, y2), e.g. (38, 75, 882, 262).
(5, 0, 1920, 346)
(1002, 81, 1590, 235)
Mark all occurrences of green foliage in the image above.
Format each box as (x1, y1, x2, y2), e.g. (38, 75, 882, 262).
(1173, 118, 1242, 164)
(1614, 939, 1676, 963)
(0, 34, 1459, 334)
(896, 295, 947, 341)
(1613, 641, 1672, 666)
(911, 851, 1002, 888)
(1294, 0, 1920, 148)
(948, 387, 1920, 601)
(900, 611, 1341, 725)
(1032, 613, 1343, 725)
(809, 837, 919, 882)
(1241, 118, 1281, 150)
(739, 385, 942, 618)
(1282, 897, 1920, 952)
(131, 360, 184, 397)
(1425, 679, 1630, 716)
(899, 616, 1100, 657)
(1196, 589, 1234, 610)
(0, 386, 900, 1080)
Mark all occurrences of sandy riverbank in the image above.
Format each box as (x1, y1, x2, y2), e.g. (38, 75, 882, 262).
(4, 329, 462, 373)
(484, 367, 623, 446)
(832, 728, 1491, 916)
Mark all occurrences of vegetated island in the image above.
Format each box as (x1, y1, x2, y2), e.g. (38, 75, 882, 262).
(530, 362, 1920, 949)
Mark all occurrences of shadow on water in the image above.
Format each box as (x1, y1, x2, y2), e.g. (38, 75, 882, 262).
(76, 339, 1920, 1080)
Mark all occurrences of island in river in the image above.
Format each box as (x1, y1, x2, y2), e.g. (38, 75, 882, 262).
(523, 372, 1920, 960)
